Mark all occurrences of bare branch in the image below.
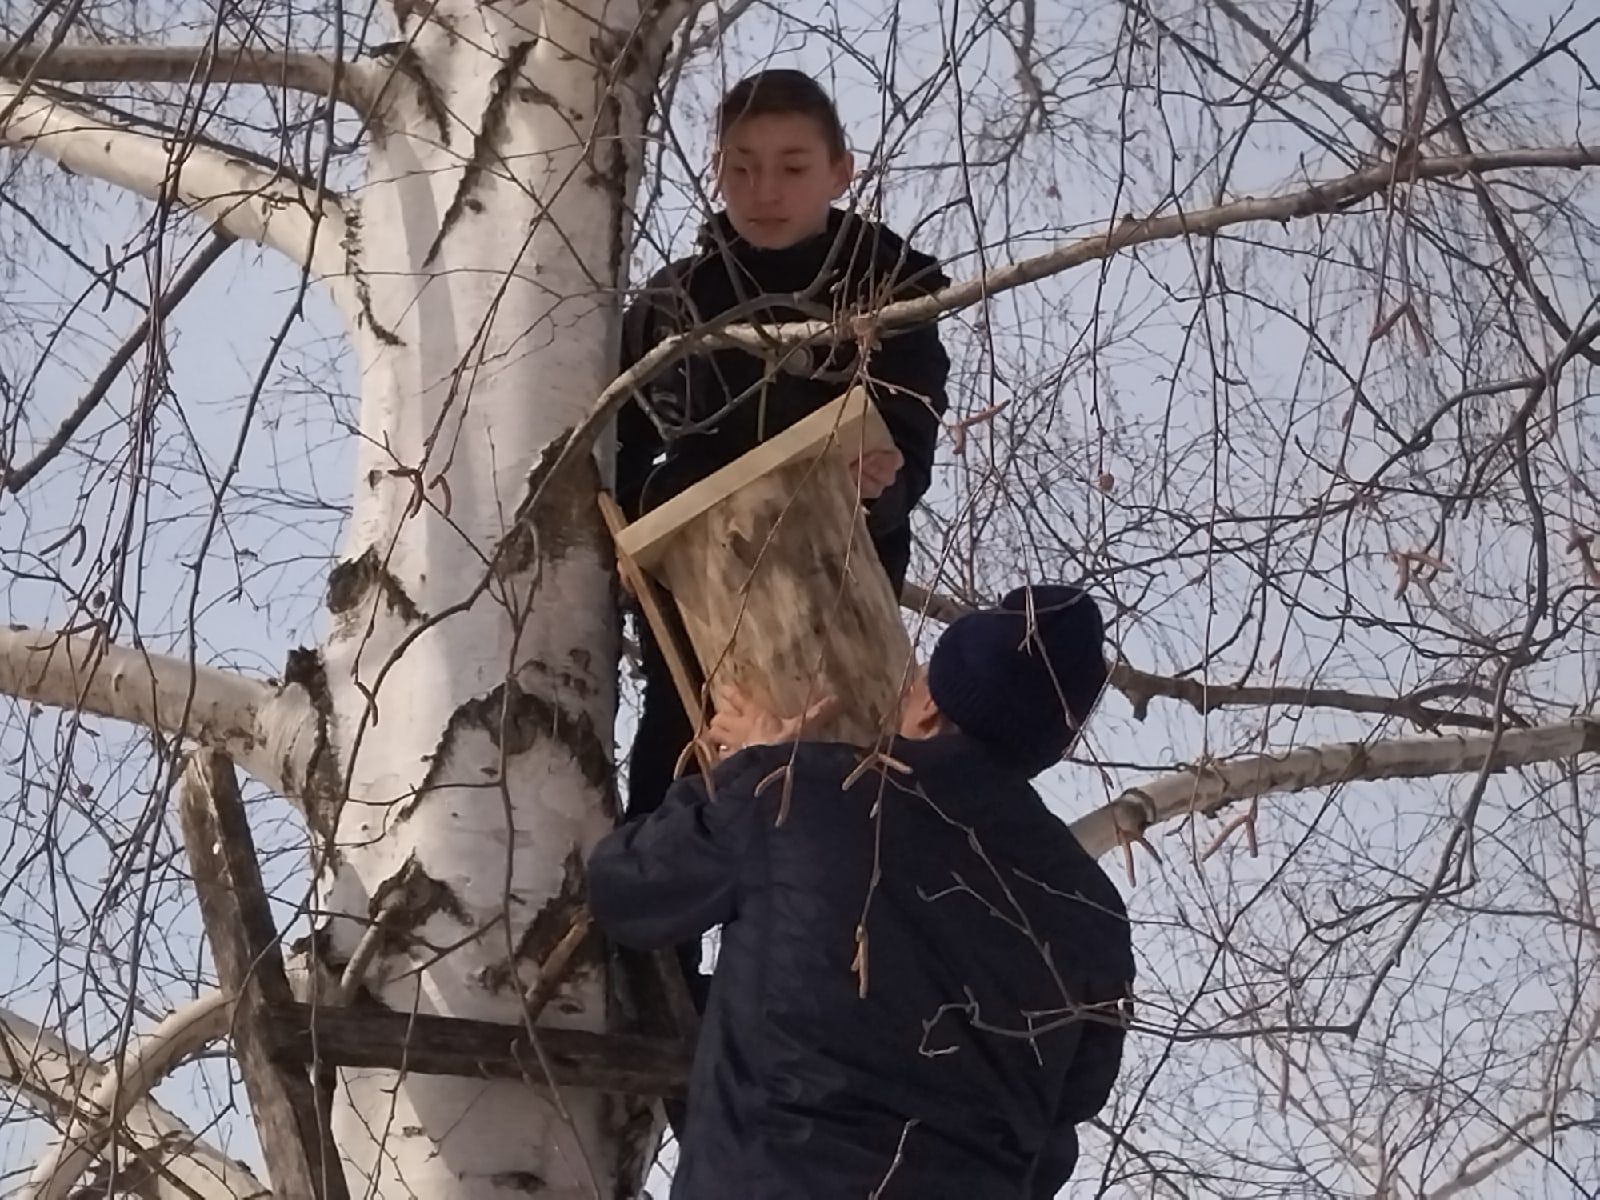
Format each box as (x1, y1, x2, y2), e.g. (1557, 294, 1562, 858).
(2, 232, 237, 494)
(25, 992, 237, 1200)
(0, 1005, 268, 1199)
(1070, 717, 1600, 860)
(0, 42, 381, 120)
(557, 145, 1600, 470)
(0, 626, 317, 800)
(1111, 664, 1507, 733)
(1208, 0, 1390, 143)
(744, 147, 1600, 343)
(901, 584, 1501, 732)
(0, 82, 349, 284)
(1427, 996, 1600, 1197)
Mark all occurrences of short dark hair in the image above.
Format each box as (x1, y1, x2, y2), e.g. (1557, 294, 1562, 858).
(716, 69, 848, 159)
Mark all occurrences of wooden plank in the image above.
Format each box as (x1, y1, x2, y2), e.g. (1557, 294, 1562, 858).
(600, 491, 709, 1043)
(265, 1002, 691, 1098)
(179, 751, 350, 1200)
(614, 386, 893, 570)
(600, 490, 709, 740)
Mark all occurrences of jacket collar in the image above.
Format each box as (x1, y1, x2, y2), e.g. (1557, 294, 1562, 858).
(887, 730, 1040, 785)
(693, 207, 941, 298)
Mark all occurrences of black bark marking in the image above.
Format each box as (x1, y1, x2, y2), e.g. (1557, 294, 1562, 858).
(327, 546, 425, 623)
(499, 431, 608, 577)
(425, 38, 537, 267)
(282, 647, 344, 844)
(607, 1093, 660, 1199)
(374, 42, 451, 145)
(407, 677, 614, 819)
(369, 854, 470, 954)
(342, 204, 404, 347)
(481, 848, 589, 994)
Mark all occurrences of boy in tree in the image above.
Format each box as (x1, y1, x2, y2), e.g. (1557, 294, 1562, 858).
(616, 67, 952, 824)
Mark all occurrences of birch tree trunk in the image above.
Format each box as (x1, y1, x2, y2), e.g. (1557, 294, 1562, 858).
(296, 4, 686, 1193)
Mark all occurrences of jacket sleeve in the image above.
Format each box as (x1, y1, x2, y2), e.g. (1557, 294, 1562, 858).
(585, 756, 765, 949)
(862, 264, 951, 530)
(1027, 983, 1131, 1198)
(615, 273, 672, 520)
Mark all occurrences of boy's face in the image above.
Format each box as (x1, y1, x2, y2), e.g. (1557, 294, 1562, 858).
(715, 113, 853, 250)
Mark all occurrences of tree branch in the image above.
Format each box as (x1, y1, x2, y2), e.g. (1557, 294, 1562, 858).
(1209, 0, 1391, 144)
(900, 583, 1502, 732)
(1111, 664, 1506, 733)
(3, 231, 237, 494)
(0, 82, 349, 283)
(1070, 717, 1600, 860)
(26, 992, 238, 1200)
(1426, 990, 1600, 1197)
(0, 625, 318, 800)
(0, 42, 381, 121)
(0, 1004, 269, 1199)
(557, 144, 1600, 474)
(732, 146, 1600, 344)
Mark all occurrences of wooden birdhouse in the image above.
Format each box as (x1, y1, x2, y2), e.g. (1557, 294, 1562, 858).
(614, 388, 915, 747)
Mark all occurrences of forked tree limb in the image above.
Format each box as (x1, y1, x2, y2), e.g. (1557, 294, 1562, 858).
(25, 992, 238, 1200)
(0, 1004, 268, 1199)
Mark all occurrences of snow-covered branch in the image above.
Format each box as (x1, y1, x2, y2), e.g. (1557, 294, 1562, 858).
(0, 81, 349, 282)
(0, 626, 317, 800)
(1, 42, 381, 119)
(0, 1003, 267, 1199)
(26, 991, 241, 1200)
(1070, 717, 1600, 860)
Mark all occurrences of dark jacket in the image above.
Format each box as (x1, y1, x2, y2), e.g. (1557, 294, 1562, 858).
(588, 735, 1135, 1199)
(616, 209, 951, 589)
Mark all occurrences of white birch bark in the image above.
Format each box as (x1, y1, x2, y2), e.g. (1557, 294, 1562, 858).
(1071, 717, 1600, 859)
(301, 2, 686, 1193)
(0, 1003, 267, 1199)
(5, 1, 686, 1190)
(0, 627, 316, 800)
(0, 82, 350, 292)
(25, 991, 236, 1200)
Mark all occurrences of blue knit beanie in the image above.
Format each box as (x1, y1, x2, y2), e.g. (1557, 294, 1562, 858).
(927, 584, 1108, 776)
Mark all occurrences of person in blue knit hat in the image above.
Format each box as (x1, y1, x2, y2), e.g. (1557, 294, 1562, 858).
(588, 584, 1134, 1199)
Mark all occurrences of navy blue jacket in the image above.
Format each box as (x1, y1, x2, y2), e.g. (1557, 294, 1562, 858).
(588, 735, 1134, 1199)
(615, 209, 951, 589)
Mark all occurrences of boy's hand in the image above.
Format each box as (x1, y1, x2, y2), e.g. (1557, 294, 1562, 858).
(703, 683, 838, 760)
(845, 447, 903, 502)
